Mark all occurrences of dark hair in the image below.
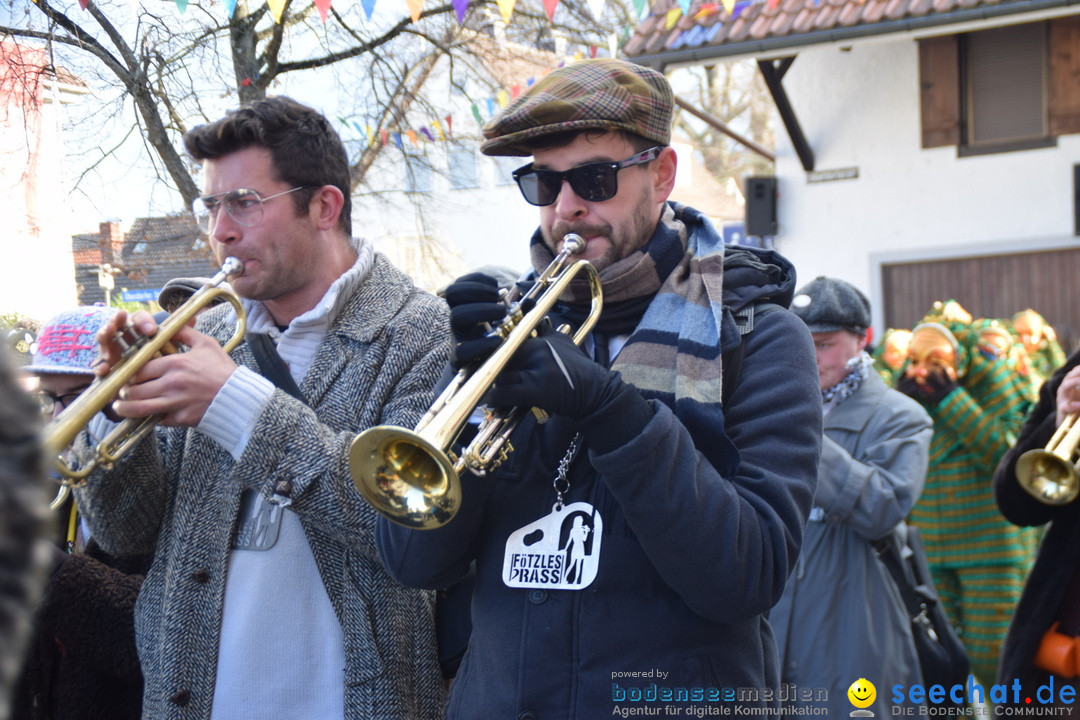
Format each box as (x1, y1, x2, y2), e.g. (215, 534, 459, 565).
(523, 128, 660, 155)
(183, 96, 352, 233)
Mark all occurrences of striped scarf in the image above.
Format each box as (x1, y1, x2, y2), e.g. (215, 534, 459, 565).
(531, 202, 733, 472)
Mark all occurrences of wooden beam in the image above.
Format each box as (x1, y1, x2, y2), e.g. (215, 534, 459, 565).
(757, 57, 815, 172)
(673, 96, 776, 162)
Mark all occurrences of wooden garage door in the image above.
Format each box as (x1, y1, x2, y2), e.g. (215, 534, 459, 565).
(881, 247, 1080, 355)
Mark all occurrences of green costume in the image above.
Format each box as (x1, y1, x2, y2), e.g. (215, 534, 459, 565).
(907, 331, 1035, 684)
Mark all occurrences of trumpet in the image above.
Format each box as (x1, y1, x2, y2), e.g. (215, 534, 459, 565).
(1016, 412, 1080, 505)
(349, 234, 603, 529)
(44, 258, 246, 509)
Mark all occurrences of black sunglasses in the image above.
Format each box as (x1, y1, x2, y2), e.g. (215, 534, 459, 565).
(511, 147, 663, 207)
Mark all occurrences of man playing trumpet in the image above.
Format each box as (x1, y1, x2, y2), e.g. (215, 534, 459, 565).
(377, 58, 823, 719)
(73, 97, 449, 719)
(995, 349, 1080, 697)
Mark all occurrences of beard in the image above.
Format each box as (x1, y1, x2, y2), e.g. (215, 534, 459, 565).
(544, 187, 658, 273)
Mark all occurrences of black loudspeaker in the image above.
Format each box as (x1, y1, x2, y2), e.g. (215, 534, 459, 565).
(746, 176, 778, 237)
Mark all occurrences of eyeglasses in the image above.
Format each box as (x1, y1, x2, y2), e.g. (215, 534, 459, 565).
(192, 186, 309, 234)
(36, 386, 90, 417)
(511, 147, 663, 207)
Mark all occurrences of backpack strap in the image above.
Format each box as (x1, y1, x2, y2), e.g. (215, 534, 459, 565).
(722, 301, 784, 405)
(247, 332, 306, 404)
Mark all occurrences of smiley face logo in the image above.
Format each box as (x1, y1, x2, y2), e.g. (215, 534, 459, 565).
(847, 678, 876, 709)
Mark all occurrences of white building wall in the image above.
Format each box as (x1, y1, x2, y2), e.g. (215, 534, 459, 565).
(1, 81, 82, 322)
(768, 39, 1080, 331)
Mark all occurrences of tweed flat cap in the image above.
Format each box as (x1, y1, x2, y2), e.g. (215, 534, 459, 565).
(791, 276, 871, 334)
(480, 59, 673, 157)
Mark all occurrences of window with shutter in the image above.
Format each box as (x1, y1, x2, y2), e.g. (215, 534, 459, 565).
(918, 17, 1080, 154)
(964, 22, 1049, 148)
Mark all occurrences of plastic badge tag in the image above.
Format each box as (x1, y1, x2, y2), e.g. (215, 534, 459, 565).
(502, 501, 602, 590)
(233, 488, 283, 551)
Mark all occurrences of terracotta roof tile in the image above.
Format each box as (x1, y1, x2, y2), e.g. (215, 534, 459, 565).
(764, 9, 793, 34)
(813, 3, 842, 28)
(883, 0, 910, 20)
(909, 0, 934, 16)
(790, 6, 817, 32)
(749, 11, 775, 37)
(727, 13, 754, 40)
(837, 2, 863, 26)
(624, 0, 1075, 62)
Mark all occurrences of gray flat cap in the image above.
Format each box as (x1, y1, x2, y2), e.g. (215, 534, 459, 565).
(791, 276, 871, 334)
(158, 277, 233, 313)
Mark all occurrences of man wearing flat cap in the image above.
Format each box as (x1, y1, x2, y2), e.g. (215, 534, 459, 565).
(771, 276, 932, 717)
(378, 58, 823, 718)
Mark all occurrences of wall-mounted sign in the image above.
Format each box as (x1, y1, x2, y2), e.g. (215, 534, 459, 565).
(807, 167, 859, 183)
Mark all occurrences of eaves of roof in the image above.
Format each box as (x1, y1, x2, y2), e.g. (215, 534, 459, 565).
(625, 0, 1080, 67)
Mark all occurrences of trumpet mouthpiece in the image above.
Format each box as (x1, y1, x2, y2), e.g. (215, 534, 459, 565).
(221, 257, 244, 277)
(563, 234, 586, 256)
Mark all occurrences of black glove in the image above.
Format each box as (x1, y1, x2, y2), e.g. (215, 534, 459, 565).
(444, 273, 506, 369)
(896, 368, 958, 408)
(485, 328, 618, 421)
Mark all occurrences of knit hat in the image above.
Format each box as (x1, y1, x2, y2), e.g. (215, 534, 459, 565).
(157, 276, 232, 313)
(24, 306, 116, 376)
(480, 59, 674, 157)
(791, 276, 871, 335)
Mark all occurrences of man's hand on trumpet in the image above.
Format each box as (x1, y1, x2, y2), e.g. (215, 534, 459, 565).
(94, 309, 238, 428)
(1054, 364, 1080, 427)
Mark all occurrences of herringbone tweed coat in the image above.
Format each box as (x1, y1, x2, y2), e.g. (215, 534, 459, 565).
(74, 254, 450, 719)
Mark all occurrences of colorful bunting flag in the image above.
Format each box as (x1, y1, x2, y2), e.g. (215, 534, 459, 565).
(586, 0, 605, 20)
(720, 0, 734, 16)
(224, 0, 238, 17)
(174, 0, 187, 12)
(677, 0, 691, 15)
(444, 115, 453, 137)
(495, 0, 516, 22)
(453, 0, 469, 22)
(405, 0, 423, 22)
(472, 104, 483, 125)
(664, 7, 682, 28)
(361, 0, 377, 19)
(496, 90, 509, 108)
(541, 0, 559, 20)
(314, 0, 332, 21)
(608, 33, 619, 58)
(266, 0, 287, 22)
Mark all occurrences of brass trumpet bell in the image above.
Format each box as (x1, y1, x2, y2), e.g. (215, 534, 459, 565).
(1016, 413, 1080, 506)
(349, 427, 460, 529)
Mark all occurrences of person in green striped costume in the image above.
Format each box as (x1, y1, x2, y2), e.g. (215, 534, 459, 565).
(897, 314, 1035, 686)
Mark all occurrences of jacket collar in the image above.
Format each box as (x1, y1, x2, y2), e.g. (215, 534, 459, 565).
(300, 253, 419, 406)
